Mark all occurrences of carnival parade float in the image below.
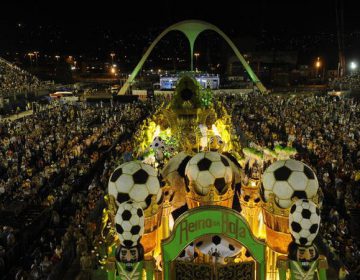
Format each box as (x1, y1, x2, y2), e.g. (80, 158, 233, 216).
(95, 74, 328, 280)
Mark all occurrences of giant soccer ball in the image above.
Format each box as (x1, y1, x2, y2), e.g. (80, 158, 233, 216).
(115, 201, 144, 248)
(161, 152, 192, 188)
(185, 152, 233, 196)
(177, 242, 197, 261)
(289, 199, 320, 246)
(261, 159, 318, 208)
(195, 235, 241, 259)
(161, 152, 192, 208)
(222, 152, 243, 189)
(108, 161, 162, 209)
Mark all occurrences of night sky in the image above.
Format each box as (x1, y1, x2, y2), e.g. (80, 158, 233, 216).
(0, 0, 359, 68)
(2, 0, 358, 32)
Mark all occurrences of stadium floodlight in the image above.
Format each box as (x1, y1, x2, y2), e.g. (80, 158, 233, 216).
(350, 61, 357, 70)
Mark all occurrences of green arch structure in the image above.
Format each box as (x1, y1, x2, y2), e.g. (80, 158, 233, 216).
(118, 20, 267, 95)
(161, 206, 266, 280)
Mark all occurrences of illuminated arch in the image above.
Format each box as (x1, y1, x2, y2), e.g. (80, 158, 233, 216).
(119, 20, 267, 95)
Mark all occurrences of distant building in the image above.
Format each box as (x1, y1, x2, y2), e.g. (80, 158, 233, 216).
(227, 51, 298, 85)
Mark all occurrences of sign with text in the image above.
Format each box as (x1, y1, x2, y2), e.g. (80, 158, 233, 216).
(162, 206, 266, 280)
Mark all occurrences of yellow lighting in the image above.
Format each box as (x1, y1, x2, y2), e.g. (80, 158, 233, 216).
(153, 125, 161, 137)
(213, 119, 232, 150)
(211, 124, 220, 136)
(266, 247, 282, 280)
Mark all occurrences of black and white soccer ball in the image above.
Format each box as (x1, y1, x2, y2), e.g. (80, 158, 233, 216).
(150, 136, 165, 150)
(177, 242, 198, 261)
(289, 199, 320, 246)
(222, 152, 243, 189)
(195, 235, 241, 260)
(161, 152, 192, 209)
(108, 161, 162, 209)
(115, 201, 144, 248)
(261, 159, 319, 208)
(185, 152, 233, 196)
(161, 152, 192, 188)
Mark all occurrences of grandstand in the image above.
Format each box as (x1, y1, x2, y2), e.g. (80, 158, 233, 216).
(330, 73, 360, 91)
(0, 57, 51, 98)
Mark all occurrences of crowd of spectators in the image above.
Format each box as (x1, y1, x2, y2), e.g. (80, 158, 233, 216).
(330, 73, 360, 91)
(224, 92, 360, 278)
(3, 89, 360, 278)
(0, 99, 160, 279)
(0, 58, 51, 98)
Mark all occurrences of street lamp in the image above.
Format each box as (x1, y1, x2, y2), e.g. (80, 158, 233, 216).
(194, 53, 200, 72)
(110, 65, 118, 76)
(350, 61, 357, 72)
(314, 57, 324, 81)
(33, 51, 39, 65)
(110, 53, 115, 64)
(315, 57, 321, 77)
(27, 52, 34, 65)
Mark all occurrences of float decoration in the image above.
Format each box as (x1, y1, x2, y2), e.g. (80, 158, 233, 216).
(95, 74, 328, 280)
(263, 148, 278, 159)
(274, 145, 297, 160)
(243, 147, 264, 161)
(199, 87, 213, 108)
(161, 152, 192, 211)
(184, 151, 233, 208)
(97, 160, 162, 279)
(260, 159, 319, 254)
(261, 159, 319, 209)
(289, 199, 320, 247)
(114, 201, 145, 280)
(277, 199, 327, 280)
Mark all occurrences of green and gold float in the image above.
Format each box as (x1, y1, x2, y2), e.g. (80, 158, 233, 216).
(94, 74, 327, 280)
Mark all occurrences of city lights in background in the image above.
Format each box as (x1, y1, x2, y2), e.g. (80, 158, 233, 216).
(315, 57, 322, 78)
(110, 52, 115, 64)
(110, 64, 118, 75)
(194, 52, 200, 72)
(27, 52, 34, 60)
